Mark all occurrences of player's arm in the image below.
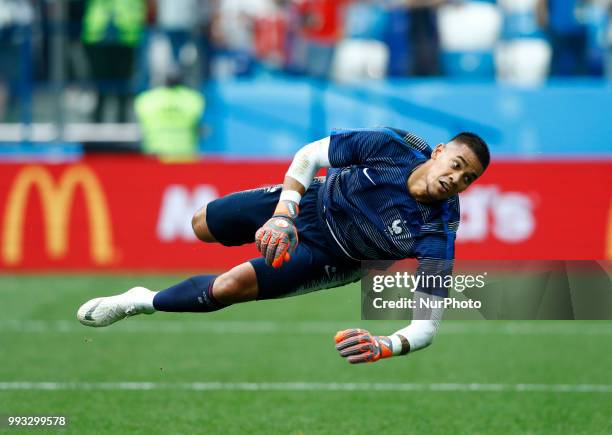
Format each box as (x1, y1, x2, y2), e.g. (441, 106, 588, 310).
(334, 293, 444, 364)
(255, 137, 331, 268)
(335, 257, 449, 364)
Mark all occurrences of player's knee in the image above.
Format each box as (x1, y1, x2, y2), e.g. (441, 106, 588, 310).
(192, 206, 216, 243)
(213, 264, 257, 304)
(213, 274, 239, 300)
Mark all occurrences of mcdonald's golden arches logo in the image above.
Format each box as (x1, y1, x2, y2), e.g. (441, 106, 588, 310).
(2, 165, 116, 265)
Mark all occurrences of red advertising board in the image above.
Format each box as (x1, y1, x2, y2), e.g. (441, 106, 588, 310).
(0, 156, 610, 271)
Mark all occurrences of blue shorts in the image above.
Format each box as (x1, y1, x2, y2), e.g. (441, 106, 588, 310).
(205, 179, 363, 300)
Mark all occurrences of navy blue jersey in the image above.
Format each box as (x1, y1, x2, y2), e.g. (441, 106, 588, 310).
(319, 127, 459, 263)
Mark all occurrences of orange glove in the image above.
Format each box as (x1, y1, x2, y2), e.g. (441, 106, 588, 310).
(255, 200, 299, 268)
(334, 328, 394, 364)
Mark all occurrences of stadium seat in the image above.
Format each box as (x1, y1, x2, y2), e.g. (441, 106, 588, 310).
(438, 1, 502, 78)
(331, 39, 389, 82)
(496, 0, 551, 84)
(495, 39, 552, 85)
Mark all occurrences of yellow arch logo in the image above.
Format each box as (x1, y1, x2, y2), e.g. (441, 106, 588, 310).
(2, 165, 115, 265)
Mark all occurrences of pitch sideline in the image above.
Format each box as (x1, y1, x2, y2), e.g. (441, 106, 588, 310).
(1, 382, 611, 393)
(1, 320, 612, 335)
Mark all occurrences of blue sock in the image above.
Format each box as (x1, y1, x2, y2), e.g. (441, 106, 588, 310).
(152, 275, 227, 312)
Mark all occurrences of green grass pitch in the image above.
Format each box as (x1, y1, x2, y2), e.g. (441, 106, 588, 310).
(1, 275, 612, 434)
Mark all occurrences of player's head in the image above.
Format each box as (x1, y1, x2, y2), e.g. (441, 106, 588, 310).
(426, 132, 490, 200)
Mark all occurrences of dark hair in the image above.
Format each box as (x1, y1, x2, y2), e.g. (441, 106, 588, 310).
(165, 65, 185, 87)
(450, 132, 490, 170)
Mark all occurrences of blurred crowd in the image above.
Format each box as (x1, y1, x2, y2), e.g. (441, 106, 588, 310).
(1, 0, 612, 123)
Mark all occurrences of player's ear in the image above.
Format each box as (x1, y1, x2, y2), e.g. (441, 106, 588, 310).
(431, 143, 445, 159)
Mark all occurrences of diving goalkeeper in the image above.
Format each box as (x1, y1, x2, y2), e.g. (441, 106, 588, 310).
(77, 127, 490, 364)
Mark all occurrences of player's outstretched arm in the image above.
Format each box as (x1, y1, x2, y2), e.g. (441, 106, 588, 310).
(255, 137, 331, 268)
(334, 329, 407, 364)
(335, 292, 444, 364)
(334, 320, 440, 364)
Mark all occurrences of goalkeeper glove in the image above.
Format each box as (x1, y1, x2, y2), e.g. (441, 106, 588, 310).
(334, 328, 394, 364)
(255, 200, 299, 268)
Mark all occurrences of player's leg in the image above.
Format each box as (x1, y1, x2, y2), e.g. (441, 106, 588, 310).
(249, 242, 363, 300)
(76, 185, 282, 327)
(181, 180, 361, 303)
(152, 262, 258, 311)
(191, 205, 216, 242)
(192, 185, 281, 245)
(76, 180, 352, 326)
(77, 262, 258, 327)
(77, 240, 360, 327)
(152, 243, 362, 315)
(152, 241, 361, 310)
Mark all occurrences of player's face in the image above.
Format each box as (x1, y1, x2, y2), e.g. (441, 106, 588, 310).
(426, 142, 485, 200)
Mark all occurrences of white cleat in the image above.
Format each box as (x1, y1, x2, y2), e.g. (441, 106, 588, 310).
(77, 287, 156, 327)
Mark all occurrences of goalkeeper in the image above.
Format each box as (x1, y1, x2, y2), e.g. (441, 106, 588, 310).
(77, 127, 489, 364)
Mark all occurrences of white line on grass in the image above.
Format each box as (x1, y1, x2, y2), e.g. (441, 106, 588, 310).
(1, 320, 612, 335)
(0, 382, 611, 393)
